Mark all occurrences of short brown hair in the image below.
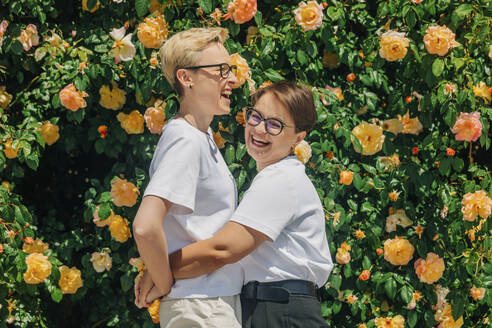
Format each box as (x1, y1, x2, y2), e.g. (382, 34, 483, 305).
(251, 81, 317, 132)
(159, 27, 229, 96)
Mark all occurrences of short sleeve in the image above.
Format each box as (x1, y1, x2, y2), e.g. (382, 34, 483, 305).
(143, 123, 201, 215)
(231, 167, 296, 241)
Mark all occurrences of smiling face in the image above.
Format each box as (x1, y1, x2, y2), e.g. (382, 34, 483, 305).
(183, 42, 238, 116)
(245, 92, 306, 171)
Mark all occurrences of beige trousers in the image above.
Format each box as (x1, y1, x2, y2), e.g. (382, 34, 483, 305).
(159, 295, 242, 328)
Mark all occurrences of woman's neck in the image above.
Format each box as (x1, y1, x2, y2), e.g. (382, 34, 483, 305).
(178, 99, 213, 133)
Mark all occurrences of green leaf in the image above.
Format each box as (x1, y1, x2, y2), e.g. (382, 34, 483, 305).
(432, 58, 444, 77)
(400, 285, 413, 303)
(197, 0, 213, 14)
(98, 203, 112, 221)
(329, 274, 342, 290)
(236, 143, 247, 161)
(451, 157, 464, 172)
(296, 49, 309, 65)
(120, 271, 134, 292)
(384, 277, 396, 300)
(451, 297, 464, 321)
(362, 256, 371, 270)
(135, 0, 149, 18)
(406, 9, 416, 29)
(50, 287, 63, 303)
(264, 69, 283, 82)
(225, 144, 235, 165)
(407, 311, 418, 328)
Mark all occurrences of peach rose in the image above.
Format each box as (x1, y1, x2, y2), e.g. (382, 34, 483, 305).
(38, 121, 60, 146)
(335, 242, 351, 264)
(144, 100, 166, 134)
(0, 87, 12, 108)
(3, 139, 18, 159)
(212, 130, 226, 149)
(23, 253, 52, 284)
(470, 287, 485, 301)
(411, 0, 423, 3)
(379, 30, 410, 61)
(451, 112, 482, 142)
(129, 257, 146, 273)
(227, 0, 257, 24)
(59, 84, 88, 112)
(110, 177, 139, 207)
(383, 238, 414, 266)
(434, 304, 464, 328)
(489, 44, 492, 60)
(322, 51, 339, 69)
(148, 299, 160, 323)
(461, 190, 492, 222)
(109, 215, 132, 243)
(117, 110, 144, 134)
(352, 122, 385, 155)
(294, 140, 312, 164)
(59, 265, 83, 294)
(374, 315, 405, 328)
(99, 81, 126, 110)
(414, 252, 445, 284)
(293, 1, 324, 32)
(472, 81, 491, 104)
(398, 112, 423, 135)
(423, 25, 457, 56)
(230, 53, 250, 89)
(381, 118, 403, 136)
(339, 170, 353, 185)
(386, 209, 413, 233)
(0, 20, 8, 49)
(444, 82, 456, 95)
(137, 14, 168, 49)
(90, 250, 112, 273)
(18, 24, 39, 51)
(82, 0, 100, 12)
(23, 238, 49, 254)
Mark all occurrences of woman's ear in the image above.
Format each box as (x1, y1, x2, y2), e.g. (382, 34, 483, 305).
(176, 68, 193, 89)
(293, 131, 306, 148)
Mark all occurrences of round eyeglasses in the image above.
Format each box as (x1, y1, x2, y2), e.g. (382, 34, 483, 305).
(245, 107, 295, 136)
(183, 63, 238, 79)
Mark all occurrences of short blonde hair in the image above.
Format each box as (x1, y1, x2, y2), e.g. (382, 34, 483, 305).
(159, 27, 229, 96)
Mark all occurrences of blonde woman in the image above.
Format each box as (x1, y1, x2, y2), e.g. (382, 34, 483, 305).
(132, 28, 242, 327)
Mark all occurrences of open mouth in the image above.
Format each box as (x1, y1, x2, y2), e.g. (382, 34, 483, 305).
(251, 135, 270, 147)
(221, 90, 231, 100)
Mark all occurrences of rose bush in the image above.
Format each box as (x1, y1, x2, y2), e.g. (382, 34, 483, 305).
(0, 0, 490, 327)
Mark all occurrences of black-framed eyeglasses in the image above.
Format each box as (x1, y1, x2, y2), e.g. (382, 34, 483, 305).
(245, 107, 295, 136)
(183, 63, 238, 79)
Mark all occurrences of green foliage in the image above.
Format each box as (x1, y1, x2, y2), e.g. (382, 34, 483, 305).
(0, 0, 491, 327)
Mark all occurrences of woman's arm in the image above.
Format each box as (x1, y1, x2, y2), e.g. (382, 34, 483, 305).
(133, 195, 174, 296)
(169, 221, 269, 279)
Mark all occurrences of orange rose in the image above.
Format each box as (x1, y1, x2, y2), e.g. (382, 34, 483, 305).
(110, 177, 139, 207)
(381, 118, 403, 136)
(293, 1, 324, 32)
(59, 84, 88, 112)
(59, 265, 83, 294)
(226, 0, 257, 24)
(359, 270, 370, 281)
(339, 170, 354, 185)
(230, 53, 250, 89)
(398, 112, 423, 135)
(3, 139, 18, 159)
(38, 121, 60, 146)
(383, 238, 414, 266)
(423, 25, 457, 56)
(144, 100, 166, 134)
(414, 252, 445, 284)
(354, 229, 366, 240)
(379, 30, 410, 61)
(461, 190, 492, 222)
(212, 130, 226, 149)
(117, 110, 144, 134)
(23, 253, 52, 284)
(137, 14, 168, 49)
(470, 287, 485, 301)
(451, 112, 482, 143)
(108, 215, 132, 243)
(148, 299, 160, 323)
(235, 108, 246, 126)
(472, 81, 491, 104)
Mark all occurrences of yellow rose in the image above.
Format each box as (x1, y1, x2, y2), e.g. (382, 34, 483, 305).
(82, 0, 100, 13)
(230, 53, 250, 89)
(294, 140, 312, 164)
(461, 190, 492, 222)
(472, 81, 491, 104)
(322, 51, 339, 69)
(374, 315, 405, 328)
(23, 253, 52, 284)
(352, 122, 385, 155)
(434, 304, 464, 328)
(110, 177, 139, 207)
(23, 238, 49, 254)
(379, 30, 410, 61)
(381, 118, 403, 136)
(293, 1, 324, 32)
(423, 25, 457, 56)
(383, 237, 414, 266)
(137, 14, 168, 49)
(108, 215, 132, 243)
(38, 121, 60, 146)
(90, 250, 112, 273)
(0, 87, 13, 108)
(414, 252, 445, 284)
(386, 209, 413, 233)
(339, 170, 354, 185)
(99, 81, 126, 110)
(59, 265, 83, 294)
(3, 139, 19, 159)
(117, 110, 144, 134)
(398, 112, 423, 135)
(148, 299, 160, 323)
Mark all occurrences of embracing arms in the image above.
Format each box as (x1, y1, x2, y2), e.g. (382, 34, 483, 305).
(169, 221, 269, 279)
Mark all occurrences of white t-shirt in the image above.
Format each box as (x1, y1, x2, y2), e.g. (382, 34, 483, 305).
(232, 156, 333, 287)
(144, 119, 243, 298)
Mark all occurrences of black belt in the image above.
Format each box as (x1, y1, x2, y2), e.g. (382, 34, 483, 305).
(241, 280, 318, 302)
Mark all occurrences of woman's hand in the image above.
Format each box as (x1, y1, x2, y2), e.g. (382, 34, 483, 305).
(145, 285, 167, 305)
(134, 270, 155, 308)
